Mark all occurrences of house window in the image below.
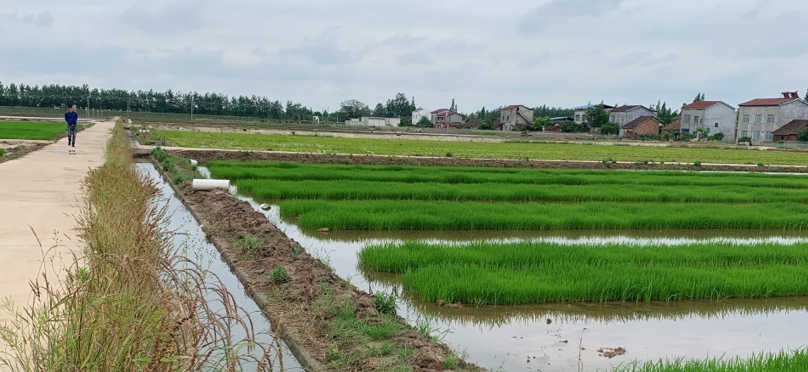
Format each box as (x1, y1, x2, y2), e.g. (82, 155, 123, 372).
(766, 114, 775, 123)
(741, 130, 748, 138)
(753, 131, 760, 140)
(765, 132, 773, 140)
(506, 116, 510, 121)
(694, 116, 700, 125)
(575, 114, 581, 122)
(742, 114, 750, 123)
(714, 123, 719, 128)
(683, 115, 691, 124)
(755, 114, 762, 123)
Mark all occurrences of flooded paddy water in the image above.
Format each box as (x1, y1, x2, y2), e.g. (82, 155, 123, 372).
(138, 163, 303, 372)
(194, 166, 808, 372)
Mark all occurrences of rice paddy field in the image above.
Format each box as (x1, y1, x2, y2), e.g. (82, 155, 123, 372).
(0, 121, 74, 140)
(156, 129, 808, 165)
(200, 160, 808, 371)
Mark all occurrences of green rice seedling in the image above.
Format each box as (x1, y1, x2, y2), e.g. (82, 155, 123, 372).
(0, 121, 77, 140)
(232, 178, 808, 204)
(359, 241, 808, 305)
(156, 130, 808, 165)
(611, 348, 808, 372)
(207, 161, 808, 190)
(281, 200, 808, 231)
(269, 264, 290, 284)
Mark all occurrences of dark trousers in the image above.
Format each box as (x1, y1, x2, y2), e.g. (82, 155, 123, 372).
(67, 125, 77, 145)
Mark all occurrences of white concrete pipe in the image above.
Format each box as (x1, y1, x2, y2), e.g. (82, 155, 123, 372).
(190, 159, 198, 166)
(192, 179, 230, 191)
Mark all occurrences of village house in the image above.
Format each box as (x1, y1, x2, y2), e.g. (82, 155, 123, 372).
(737, 92, 808, 145)
(573, 104, 615, 124)
(662, 119, 681, 140)
(431, 109, 464, 129)
(772, 120, 808, 142)
(679, 100, 737, 142)
(620, 116, 661, 138)
(345, 117, 401, 127)
(411, 109, 430, 125)
(499, 105, 534, 131)
(609, 105, 656, 127)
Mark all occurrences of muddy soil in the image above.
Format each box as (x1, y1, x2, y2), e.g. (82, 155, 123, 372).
(163, 149, 808, 173)
(0, 141, 47, 163)
(173, 183, 480, 372)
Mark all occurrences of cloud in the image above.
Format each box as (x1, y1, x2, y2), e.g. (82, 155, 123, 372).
(528, 0, 626, 17)
(119, 1, 208, 35)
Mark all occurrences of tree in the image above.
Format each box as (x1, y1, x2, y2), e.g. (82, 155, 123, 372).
(694, 93, 705, 102)
(561, 122, 586, 133)
(584, 103, 610, 128)
(477, 120, 494, 130)
(804, 89, 808, 102)
(798, 128, 808, 142)
(601, 122, 620, 135)
(340, 99, 370, 119)
(400, 116, 413, 127)
(372, 103, 387, 117)
(450, 98, 456, 112)
(652, 100, 680, 125)
(532, 116, 553, 131)
(416, 116, 432, 128)
(385, 93, 412, 117)
(695, 127, 710, 140)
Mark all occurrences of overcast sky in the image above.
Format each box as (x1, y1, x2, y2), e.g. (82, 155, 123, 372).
(1, 0, 806, 113)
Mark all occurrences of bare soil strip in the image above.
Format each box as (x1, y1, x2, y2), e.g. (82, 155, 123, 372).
(159, 167, 480, 372)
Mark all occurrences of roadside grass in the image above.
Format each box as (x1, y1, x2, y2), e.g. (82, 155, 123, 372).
(0, 121, 275, 371)
(151, 146, 200, 185)
(156, 130, 808, 165)
(612, 348, 808, 372)
(280, 200, 808, 231)
(359, 241, 808, 305)
(0, 121, 83, 140)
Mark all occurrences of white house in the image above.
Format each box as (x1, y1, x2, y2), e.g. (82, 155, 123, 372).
(344, 117, 402, 127)
(737, 92, 808, 144)
(680, 100, 737, 142)
(609, 105, 657, 126)
(412, 109, 430, 125)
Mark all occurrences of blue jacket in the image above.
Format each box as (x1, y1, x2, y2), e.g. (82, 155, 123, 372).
(65, 111, 78, 126)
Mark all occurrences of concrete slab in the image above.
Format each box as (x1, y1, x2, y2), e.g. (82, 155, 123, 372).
(0, 120, 112, 346)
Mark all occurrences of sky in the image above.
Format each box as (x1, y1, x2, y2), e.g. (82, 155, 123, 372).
(1, 0, 807, 113)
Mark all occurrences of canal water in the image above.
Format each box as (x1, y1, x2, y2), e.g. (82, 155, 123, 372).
(198, 166, 808, 372)
(138, 163, 303, 372)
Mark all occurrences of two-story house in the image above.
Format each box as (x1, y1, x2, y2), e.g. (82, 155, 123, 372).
(573, 103, 615, 124)
(680, 101, 737, 142)
(499, 105, 534, 131)
(433, 109, 464, 129)
(609, 105, 656, 127)
(737, 92, 808, 145)
(411, 109, 430, 125)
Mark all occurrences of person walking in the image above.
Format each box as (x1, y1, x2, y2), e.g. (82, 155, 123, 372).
(65, 105, 78, 147)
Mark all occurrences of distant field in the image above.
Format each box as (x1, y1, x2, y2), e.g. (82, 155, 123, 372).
(0, 121, 72, 140)
(158, 130, 807, 165)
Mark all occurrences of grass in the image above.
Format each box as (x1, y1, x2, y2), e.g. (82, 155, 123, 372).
(269, 265, 290, 284)
(156, 130, 808, 165)
(612, 348, 808, 372)
(359, 241, 808, 305)
(280, 200, 808, 231)
(151, 146, 200, 185)
(0, 121, 81, 140)
(230, 234, 264, 260)
(0, 121, 275, 371)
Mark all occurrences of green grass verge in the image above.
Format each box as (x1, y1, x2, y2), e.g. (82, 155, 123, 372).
(0, 121, 78, 140)
(612, 348, 808, 372)
(359, 241, 808, 305)
(156, 130, 808, 165)
(151, 147, 200, 185)
(280, 200, 808, 230)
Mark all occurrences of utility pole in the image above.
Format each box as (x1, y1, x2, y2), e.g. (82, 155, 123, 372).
(191, 94, 194, 121)
(86, 93, 90, 118)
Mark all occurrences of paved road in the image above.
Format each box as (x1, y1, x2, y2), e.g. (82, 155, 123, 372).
(0, 119, 112, 346)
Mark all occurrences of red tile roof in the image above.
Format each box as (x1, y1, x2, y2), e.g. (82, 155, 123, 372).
(662, 119, 681, 131)
(739, 98, 795, 107)
(502, 105, 529, 110)
(682, 101, 720, 110)
(431, 108, 449, 114)
(772, 120, 808, 136)
(622, 116, 660, 129)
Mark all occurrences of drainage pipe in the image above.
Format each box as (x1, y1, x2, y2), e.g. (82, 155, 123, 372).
(192, 179, 230, 191)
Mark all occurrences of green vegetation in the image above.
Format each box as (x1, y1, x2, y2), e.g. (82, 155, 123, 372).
(613, 348, 808, 372)
(269, 264, 290, 284)
(151, 146, 200, 185)
(373, 292, 398, 315)
(157, 130, 808, 165)
(0, 121, 271, 371)
(0, 121, 77, 140)
(0, 148, 4, 157)
(359, 241, 808, 305)
(282, 200, 808, 230)
(230, 234, 265, 260)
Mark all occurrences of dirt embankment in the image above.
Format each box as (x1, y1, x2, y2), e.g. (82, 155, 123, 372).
(170, 182, 480, 372)
(163, 149, 808, 173)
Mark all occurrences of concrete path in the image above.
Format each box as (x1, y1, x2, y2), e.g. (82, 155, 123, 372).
(0, 120, 112, 330)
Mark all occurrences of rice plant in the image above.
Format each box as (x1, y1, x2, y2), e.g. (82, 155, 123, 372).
(612, 348, 808, 372)
(281, 200, 808, 231)
(359, 241, 808, 305)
